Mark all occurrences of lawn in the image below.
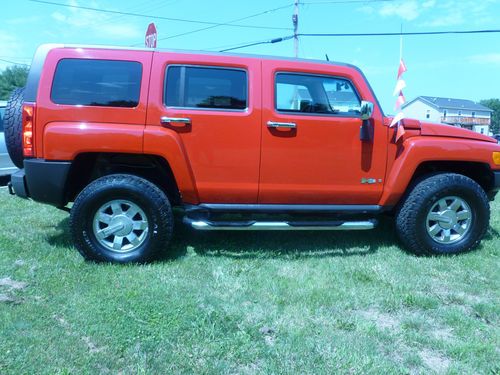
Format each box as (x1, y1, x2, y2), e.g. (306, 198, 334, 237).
(0, 187, 499, 374)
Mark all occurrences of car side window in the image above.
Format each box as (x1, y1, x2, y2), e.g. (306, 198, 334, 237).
(275, 73, 361, 116)
(165, 66, 247, 110)
(51, 59, 142, 108)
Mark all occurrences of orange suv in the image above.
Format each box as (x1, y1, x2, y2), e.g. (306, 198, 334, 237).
(5, 44, 500, 263)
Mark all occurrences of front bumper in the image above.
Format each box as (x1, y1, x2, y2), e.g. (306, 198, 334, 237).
(9, 159, 71, 207)
(494, 171, 500, 190)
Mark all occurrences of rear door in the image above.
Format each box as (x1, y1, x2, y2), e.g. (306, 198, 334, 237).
(259, 60, 388, 204)
(146, 53, 262, 203)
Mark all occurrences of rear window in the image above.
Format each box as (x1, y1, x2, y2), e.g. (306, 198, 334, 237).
(165, 66, 247, 110)
(51, 59, 142, 108)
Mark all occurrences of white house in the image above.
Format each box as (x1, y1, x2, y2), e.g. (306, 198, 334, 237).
(402, 96, 493, 135)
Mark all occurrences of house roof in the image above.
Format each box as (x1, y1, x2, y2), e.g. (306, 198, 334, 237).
(403, 96, 493, 112)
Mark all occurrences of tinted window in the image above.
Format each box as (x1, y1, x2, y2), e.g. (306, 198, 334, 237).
(165, 66, 247, 110)
(276, 73, 361, 115)
(0, 107, 4, 132)
(51, 59, 142, 107)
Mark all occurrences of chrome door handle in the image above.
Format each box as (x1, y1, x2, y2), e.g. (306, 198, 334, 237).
(161, 117, 191, 125)
(267, 121, 296, 129)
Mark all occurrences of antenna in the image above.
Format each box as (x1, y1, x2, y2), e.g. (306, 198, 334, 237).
(325, 54, 330, 61)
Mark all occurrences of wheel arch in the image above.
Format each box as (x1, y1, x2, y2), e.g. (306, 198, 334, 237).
(65, 152, 184, 206)
(380, 137, 499, 208)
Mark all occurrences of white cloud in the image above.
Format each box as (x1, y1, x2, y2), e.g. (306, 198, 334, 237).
(360, 0, 495, 26)
(467, 53, 500, 65)
(0, 33, 26, 71)
(422, 0, 495, 27)
(379, 1, 421, 21)
(49, 0, 141, 40)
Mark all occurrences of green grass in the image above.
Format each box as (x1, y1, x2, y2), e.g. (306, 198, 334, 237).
(0, 188, 499, 374)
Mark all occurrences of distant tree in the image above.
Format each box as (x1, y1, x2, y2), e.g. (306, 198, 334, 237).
(0, 65, 29, 100)
(480, 98, 500, 135)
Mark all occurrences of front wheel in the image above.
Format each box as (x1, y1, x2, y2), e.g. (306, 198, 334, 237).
(396, 173, 490, 256)
(70, 174, 173, 263)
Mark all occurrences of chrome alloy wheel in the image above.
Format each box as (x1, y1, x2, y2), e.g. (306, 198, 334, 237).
(426, 196, 472, 244)
(92, 200, 149, 253)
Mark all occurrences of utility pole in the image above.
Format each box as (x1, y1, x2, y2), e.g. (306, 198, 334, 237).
(293, 0, 299, 58)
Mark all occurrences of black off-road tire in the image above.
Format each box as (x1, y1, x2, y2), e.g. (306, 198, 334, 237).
(70, 174, 173, 263)
(4, 87, 25, 169)
(395, 173, 489, 256)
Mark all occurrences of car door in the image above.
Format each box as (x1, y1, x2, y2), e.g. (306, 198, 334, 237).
(259, 60, 388, 205)
(146, 53, 262, 203)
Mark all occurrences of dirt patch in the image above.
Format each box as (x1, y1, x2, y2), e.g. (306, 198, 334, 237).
(0, 277, 28, 290)
(359, 308, 400, 331)
(259, 326, 276, 346)
(432, 327, 454, 341)
(0, 293, 18, 304)
(419, 348, 451, 374)
(53, 315, 107, 354)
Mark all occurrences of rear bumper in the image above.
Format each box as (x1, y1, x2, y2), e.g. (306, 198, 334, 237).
(9, 159, 71, 207)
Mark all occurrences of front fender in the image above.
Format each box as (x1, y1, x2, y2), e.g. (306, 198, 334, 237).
(379, 136, 500, 207)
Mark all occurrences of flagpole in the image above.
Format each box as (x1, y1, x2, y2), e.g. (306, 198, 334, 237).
(400, 24, 403, 62)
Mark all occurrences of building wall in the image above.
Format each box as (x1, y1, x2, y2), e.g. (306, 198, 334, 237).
(403, 99, 441, 123)
(403, 99, 492, 135)
(473, 125, 489, 134)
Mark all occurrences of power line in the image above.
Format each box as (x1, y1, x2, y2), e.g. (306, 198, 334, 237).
(0, 58, 29, 66)
(300, 29, 500, 37)
(219, 28, 500, 52)
(301, 0, 395, 4)
(220, 36, 295, 52)
(27, 0, 290, 31)
(136, 3, 293, 46)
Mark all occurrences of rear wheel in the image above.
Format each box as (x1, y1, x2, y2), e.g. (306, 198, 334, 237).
(70, 174, 173, 263)
(4, 87, 25, 169)
(396, 173, 489, 255)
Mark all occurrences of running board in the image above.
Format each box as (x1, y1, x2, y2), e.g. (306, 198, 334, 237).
(184, 218, 377, 231)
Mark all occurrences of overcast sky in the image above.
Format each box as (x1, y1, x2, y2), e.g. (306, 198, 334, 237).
(1, 0, 499, 113)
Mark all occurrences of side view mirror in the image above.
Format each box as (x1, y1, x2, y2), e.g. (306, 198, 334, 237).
(360, 100, 374, 120)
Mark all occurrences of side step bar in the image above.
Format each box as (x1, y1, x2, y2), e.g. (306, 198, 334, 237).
(184, 218, 377, 231)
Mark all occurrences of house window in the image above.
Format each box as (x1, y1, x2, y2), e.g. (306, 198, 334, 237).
(443, 110, 447, 118)
(480, 128, 484, 134)
(426, 110, 430, 119)
(458, 110, 462, 116)
(472, 111, 475, 117)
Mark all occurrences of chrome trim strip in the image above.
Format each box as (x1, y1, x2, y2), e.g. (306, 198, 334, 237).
(187, 219, 376, 231)
(267, 121, 297, 128)
(160, 117, 191, 124)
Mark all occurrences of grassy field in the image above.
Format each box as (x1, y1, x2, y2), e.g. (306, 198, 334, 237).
(0, 188, 498, 374)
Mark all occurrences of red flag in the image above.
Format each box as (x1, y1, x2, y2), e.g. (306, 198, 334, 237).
(397, 59, 407, 79)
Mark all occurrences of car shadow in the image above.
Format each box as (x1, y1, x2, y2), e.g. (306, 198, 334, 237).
(47, 216, 399, 260)
(164, 216, 398, 260)
(0, 175, 10, 187)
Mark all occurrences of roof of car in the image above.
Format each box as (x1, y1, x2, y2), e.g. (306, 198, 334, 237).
(47, 43, 358, 70)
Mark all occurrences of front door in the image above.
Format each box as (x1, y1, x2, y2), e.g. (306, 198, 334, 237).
(259, 60, 388, 205)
